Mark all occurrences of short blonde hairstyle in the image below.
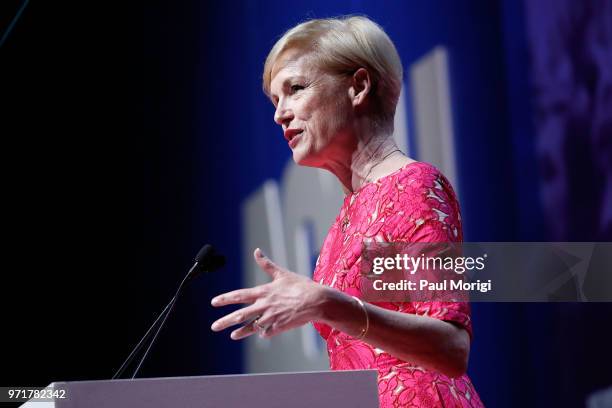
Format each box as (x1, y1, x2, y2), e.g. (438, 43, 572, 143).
(262, 16, 403, 128)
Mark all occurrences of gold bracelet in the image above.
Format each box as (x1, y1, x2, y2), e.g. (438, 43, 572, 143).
(351, 296, 369, 340)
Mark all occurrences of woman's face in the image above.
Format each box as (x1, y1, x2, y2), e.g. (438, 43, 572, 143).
(269, 49, 354, 167)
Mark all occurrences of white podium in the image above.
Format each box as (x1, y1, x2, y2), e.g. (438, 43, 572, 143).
(21, 370, 379, 408)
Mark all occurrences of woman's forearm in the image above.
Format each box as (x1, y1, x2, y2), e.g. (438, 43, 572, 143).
(317, 286, 470, 378)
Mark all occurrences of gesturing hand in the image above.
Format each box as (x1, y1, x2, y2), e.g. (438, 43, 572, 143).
(210, 248, 327, 339)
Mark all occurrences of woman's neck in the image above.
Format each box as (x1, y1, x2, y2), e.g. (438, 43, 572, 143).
(322, 124, 413, 194)
(350, 136, 402, 190)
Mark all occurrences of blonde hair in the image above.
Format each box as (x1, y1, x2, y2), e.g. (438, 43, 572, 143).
(262, 16, 403, 128)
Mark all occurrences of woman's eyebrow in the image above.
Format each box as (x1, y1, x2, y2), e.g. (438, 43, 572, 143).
(270, 78, 290, 100)
(270, 76, 307, 104)
(286, 75, 306, 83)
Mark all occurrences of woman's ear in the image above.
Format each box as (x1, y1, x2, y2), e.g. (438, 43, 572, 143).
(350, 68, 372, 107)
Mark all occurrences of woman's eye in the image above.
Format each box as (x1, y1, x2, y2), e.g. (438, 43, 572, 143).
(290, 84, 305, 93)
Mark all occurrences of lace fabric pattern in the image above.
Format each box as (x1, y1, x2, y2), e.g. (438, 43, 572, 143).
(312, 162, 484, 407)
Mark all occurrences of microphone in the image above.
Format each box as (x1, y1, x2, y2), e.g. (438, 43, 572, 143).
(188, 244, 226, 281)
(111, 244, 225, 380)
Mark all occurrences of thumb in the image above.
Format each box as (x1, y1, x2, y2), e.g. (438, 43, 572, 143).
(254, 248, 283, 279)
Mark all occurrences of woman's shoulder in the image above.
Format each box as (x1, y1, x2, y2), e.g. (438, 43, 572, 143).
(357, 160, 456, 205)
(394, 160, 447, 186)
(376, 160, 456, 199)
(378, 160, 463, 241)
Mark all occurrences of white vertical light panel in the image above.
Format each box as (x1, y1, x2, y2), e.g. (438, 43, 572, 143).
(410, 46, 459, 196)
(393, 85, 410, 156)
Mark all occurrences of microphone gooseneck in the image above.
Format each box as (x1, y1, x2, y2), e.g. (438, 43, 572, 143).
(111, 244, 225, 380)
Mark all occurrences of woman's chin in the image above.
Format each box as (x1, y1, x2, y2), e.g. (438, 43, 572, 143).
(290, 141, 328, 167)
(292, 152, 310, 166)
(292, 146, 329, 169)
(291, 146, 309, 165)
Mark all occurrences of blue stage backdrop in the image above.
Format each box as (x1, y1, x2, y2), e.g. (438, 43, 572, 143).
(138, 1, 612, 407)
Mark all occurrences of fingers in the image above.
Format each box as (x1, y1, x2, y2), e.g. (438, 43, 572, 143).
(232, 317, 276, 340)
(211, 303, 265, 332)
(230, 319, 260, 340)
(211, 286, 264, 307)
(210, 248, 289, 341)
(254, 248, 283, 279)
(212, 308, 277, 341)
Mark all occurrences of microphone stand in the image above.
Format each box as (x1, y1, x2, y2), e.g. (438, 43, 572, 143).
(112, 262, 201, 379)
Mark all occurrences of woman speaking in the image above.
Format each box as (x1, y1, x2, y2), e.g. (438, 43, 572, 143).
(211, 16, 484, 407)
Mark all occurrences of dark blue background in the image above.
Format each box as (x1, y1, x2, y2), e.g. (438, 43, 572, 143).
(1, 1, 610, 407)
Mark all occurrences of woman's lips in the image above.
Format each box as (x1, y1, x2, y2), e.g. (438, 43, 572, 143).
(288, 133, 302, 148)
(284, 129, 303, 148)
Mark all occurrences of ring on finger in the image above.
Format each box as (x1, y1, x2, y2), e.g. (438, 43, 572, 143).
(253, 316, 266, 332)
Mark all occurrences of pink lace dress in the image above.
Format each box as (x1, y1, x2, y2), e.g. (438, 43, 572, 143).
(312, 161, 484, 407)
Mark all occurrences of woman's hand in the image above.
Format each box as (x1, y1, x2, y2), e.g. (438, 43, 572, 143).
(210, 248, 327, 339)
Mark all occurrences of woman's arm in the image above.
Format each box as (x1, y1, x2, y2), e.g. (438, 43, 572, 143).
(318, 285, 470, 378)
(211, 248, 470, 378)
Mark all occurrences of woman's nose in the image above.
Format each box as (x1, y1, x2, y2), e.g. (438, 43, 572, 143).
(274, 103, 294, 126)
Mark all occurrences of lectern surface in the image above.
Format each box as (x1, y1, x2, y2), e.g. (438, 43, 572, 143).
(21, 370, 379, 408)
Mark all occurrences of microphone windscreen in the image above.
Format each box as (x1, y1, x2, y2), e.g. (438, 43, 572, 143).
(195, 244, 213, 263)
(192, 244, 226, 275)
